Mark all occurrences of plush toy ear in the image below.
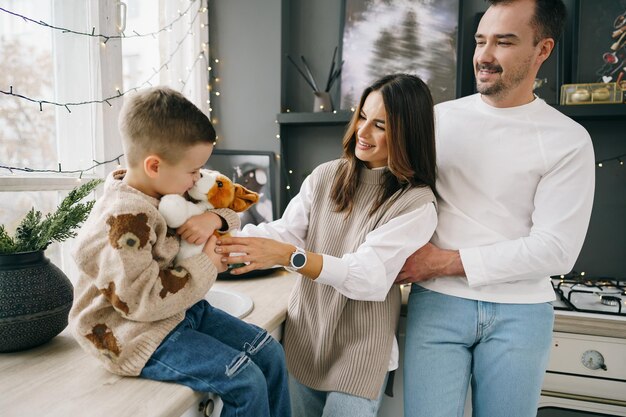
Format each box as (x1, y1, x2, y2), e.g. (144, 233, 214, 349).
(229, 184, 260, 212)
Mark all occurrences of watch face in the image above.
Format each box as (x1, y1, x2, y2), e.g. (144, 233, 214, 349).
(292, 252, 306, 268)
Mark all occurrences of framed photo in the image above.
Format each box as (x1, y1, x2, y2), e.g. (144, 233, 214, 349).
(204, 149, 276, 227)
(339, 0, 460, 108)
(574, 0, 626, 84)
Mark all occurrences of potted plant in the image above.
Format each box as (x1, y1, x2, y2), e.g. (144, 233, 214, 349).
(0, 179, 102, 352)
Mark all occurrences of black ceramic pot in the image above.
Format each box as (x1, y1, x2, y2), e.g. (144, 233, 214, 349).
(0, 251, 73, 352)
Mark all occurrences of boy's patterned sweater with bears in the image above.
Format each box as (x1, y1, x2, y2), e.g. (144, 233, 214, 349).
(69, 170, 240, 376)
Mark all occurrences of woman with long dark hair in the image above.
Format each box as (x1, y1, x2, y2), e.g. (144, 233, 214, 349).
(211, 73, 437, 416)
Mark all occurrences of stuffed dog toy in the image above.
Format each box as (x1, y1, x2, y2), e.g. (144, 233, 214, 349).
(159, 168, 259, 262)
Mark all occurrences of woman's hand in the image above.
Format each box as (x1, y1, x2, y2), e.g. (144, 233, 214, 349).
(215, 236, 294, 275)
(177, 212, 223, 244)
(203, 235, 228, 273)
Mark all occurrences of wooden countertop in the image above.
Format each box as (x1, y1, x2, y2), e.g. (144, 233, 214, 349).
(0, 270, 297, 417)
(2, 276, 623, 417)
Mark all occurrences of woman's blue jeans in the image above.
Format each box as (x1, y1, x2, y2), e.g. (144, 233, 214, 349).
(288, 374, 387, 417)
(403, 284, 554, 417)
(140, 300, 291, 417)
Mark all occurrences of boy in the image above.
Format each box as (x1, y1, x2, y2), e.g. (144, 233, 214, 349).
(69, 86, 291, 417)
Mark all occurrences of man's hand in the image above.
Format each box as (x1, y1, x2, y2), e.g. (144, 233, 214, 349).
(395, 243, 465, 285)
(177, 212, 223, 244)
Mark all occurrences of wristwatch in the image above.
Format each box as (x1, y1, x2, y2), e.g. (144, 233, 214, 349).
(286, 246, 307, 272)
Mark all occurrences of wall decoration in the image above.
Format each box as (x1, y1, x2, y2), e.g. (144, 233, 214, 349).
(204, 150, 275, 227)
(340, 0, 459, 108)
(575, 0, 626, 84)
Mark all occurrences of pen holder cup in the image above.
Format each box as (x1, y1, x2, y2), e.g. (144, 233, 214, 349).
(313, 92, 333, 112)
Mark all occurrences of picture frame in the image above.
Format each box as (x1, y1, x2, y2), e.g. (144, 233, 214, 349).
(573, 0, 626, 84)
(339, 0, 461, 108)
(204, 149, 276, 227)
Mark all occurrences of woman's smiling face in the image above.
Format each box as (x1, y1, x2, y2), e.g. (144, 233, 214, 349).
(355, 90, 388, 169)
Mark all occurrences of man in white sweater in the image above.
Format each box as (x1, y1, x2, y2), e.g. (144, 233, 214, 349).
(395, 0, 595, 416)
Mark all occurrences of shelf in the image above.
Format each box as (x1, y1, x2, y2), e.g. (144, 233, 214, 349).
(276, 105, 625, 126)
(277, 110, 353, 126)
(554, 104, 626, 120)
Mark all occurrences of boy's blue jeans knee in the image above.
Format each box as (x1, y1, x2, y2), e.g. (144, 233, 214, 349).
(140, 300, 291, 417)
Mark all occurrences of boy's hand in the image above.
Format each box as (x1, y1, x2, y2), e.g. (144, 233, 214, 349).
(203, 235, 228, 273)
(178, 212, 223, 244)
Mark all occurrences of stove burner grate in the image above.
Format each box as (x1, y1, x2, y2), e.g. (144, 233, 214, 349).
(551, 273, 625, 316)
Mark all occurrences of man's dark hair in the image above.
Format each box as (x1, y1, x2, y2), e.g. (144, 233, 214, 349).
(488, 0, 567, 44)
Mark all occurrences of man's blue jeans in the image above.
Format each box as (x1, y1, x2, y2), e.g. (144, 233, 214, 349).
(140, 300, 291, 417)
(403, 284, 554, 417)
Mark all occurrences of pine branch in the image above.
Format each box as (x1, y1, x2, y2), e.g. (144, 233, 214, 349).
(0, 225, 17, 254)
(2, 179, 103, 254)
(14, 208, 44, 252)
(35, 179, 102, 250)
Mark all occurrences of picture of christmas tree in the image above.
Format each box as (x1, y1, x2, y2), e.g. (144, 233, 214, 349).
(340, 0, 459, 108)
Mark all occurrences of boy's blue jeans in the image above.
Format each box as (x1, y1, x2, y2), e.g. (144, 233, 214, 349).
(140, 300, 291, 417)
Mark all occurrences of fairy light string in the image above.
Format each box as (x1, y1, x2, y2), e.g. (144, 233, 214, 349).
(0, 0, 197, 43)
(596, 153, 626, 168)
(0, 0, 210, 112)
(0, 155, 124, 182)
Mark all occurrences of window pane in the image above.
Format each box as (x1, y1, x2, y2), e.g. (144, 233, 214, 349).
(121, 0, 209, 110)
(0, 0, 57, 171)
(0, 0, 98, 177)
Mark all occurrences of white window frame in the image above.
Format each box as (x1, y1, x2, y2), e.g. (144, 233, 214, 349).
(0, 0, 209, 280)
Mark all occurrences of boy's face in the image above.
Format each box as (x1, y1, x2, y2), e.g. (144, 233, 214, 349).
(155, 143, 213, 197)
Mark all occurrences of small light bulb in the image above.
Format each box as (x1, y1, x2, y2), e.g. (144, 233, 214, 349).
(286, 185, 291, 190)
(215, 92, 220, 96)
(276, 134, 280, 139)
(289, 170, 293, 174)
(598, 163, 603, 167)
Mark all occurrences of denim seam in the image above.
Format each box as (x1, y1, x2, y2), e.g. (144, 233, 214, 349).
(456, 355, 472, 417)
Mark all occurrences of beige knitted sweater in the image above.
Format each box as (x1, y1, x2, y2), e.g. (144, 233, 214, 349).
(283, 160, 436, 399)
(69, 170, 240, 376)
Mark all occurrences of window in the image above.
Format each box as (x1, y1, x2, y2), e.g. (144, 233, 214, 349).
(0, 0, 209, 281)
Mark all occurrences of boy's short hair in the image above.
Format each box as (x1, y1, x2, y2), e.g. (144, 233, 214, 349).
(118, 86, 216, 167)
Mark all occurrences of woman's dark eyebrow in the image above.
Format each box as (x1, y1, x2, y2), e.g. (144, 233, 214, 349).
(360, 109, 385, 124)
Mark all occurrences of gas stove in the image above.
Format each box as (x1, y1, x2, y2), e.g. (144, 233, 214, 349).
(543, 273, 626, 415)
(551, 273, 625, 317)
